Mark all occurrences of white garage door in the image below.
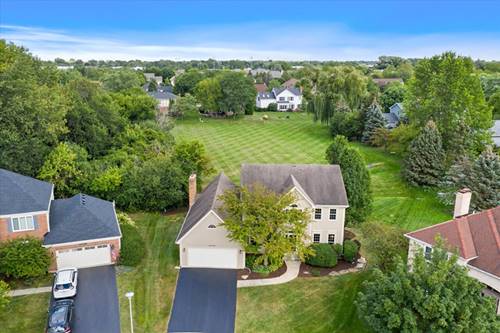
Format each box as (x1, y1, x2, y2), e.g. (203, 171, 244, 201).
(56, 244, 111, 269)
(187, 247, 239, 269)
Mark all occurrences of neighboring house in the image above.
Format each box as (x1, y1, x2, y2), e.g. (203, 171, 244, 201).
(176, 164, 349, 270)
(250, 68, 283, 79)
(382, 103, 405, 129)
(372, 78, 403, 88)
(492, 120, 500, 147)
(255, 83, 268, 93)
(282, 78, 299, 88)
(148, 90, 177, 112)
(405, 189, 500, 314)
(143, 72, 156, 81)
(0, 169, 121, 271)
(256, 87, 302, 111)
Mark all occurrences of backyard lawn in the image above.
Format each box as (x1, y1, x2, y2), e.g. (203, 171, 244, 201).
(173, 112, 450, 231)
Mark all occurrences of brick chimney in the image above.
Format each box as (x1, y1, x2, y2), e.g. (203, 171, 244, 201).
(454, 188, 472, 218)
(188, 174, 197, 208)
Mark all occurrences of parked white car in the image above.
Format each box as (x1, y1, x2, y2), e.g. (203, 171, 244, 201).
(53, 268, 78, 299)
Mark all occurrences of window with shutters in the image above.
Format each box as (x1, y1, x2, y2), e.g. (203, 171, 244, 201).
(11, 215, 35, 232)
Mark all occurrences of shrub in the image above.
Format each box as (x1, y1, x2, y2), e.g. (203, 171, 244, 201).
(0, 238, 51, 279)
(305, 243, 338, 268)
(117, 213, 145, 266)
(245, 253, 258, 269)
(267, 103, 277, 112)
(329, 111, 363, 140)
(0, 280, 10, 311)
(343, 240, 359, 263)
(332, 243, 343, 257)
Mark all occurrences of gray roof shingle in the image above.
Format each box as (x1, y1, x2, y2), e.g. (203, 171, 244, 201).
(44, 194, 121, 245)
(0, 169, 53, 215)
(241, 164, 348, 206)
(148, 91, 177, 100)
(176, 173, 236, 242)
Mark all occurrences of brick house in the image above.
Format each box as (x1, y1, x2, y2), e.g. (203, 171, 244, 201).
(0, 168, 121, 271)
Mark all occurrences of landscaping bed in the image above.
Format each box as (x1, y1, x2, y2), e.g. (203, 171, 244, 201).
(299, 255, 360, 277)
(237, 263, 287, 280)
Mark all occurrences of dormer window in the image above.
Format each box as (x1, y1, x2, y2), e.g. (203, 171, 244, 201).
(208, 224, 216, 229)
(11, 215, 35, 232)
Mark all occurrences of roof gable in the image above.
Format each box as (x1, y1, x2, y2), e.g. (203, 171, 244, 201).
(0, 169, 53, 215)
(44, 193, 121, 245)
(176, 173, 236, 242)
(240, 164, 348, 206)
(406, 206, 500, 277)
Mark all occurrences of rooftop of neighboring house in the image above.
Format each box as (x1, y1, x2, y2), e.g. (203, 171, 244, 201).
(257, 87, 301, 99)
(240, 164, 348, 206)
(493, 120, 500, 146)
(44, 193, 121, 245)
(0, 168, 53, 215)
(372, 78, 404, 87)
(282, 78, 298, 88)
(382, 112, 399, 125)
(255, 83, 268, 93)
(176, 173, 235, 242)
(406, 206, 500, 278)
(148, 90, 177, 100)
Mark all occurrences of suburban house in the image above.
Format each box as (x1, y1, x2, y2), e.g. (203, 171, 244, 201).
(250, 68, 283, 79)
(148, 90, 177, 112)
(405, 189, 500, 314)
(144, 72, 163, 84)
(372, 77, 403, 88)
(383, 102, 405, 129)
(256, 87, 302, 111)
(282, 78, 299, 88)
(175, 164, 348, 270)
(0, 169, 121, 271)
(254, 83, 268, 93)
(492, 120, 500, 147)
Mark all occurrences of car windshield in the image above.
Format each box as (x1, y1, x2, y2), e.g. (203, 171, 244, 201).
(55, 283, 72, 291)
(49, 306, 67, 327)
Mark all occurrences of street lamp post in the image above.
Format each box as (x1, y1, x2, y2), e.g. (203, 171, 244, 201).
(125, 291, 135, 333)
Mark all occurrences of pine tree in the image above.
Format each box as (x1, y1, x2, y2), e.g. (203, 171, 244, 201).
(362, 103, 386, 144)
(404, 120, 446, 186)
(469, 147, 500, 210)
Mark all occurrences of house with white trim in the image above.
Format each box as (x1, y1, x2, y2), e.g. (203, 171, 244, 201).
(175, 164, 348, 270)
(256, 87, 302, 111)
(405, 189, 500, 314)
(0, 169, 121, 271)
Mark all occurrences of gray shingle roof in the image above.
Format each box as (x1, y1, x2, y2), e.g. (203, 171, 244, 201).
(148, 91, 177, 100)
(382, 112, 399, 125)
(272, 87, 301, 96)
(176, 173, 236, 242)
(0, 169, 53, 215)
(240, 164, 348, 206)
(44, 194, 121, 245)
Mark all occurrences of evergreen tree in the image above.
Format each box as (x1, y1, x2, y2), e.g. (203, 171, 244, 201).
(362, 103, 386, 144)
(404, 120, 446, 186)
(469, 147, 500, 210)
(326, 136, 372, 224)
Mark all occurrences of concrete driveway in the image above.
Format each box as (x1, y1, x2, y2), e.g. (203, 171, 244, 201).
(51, 266, 120, 333)
(168, 268, 238, 333)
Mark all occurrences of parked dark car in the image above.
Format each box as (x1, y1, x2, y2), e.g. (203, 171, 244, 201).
(47, 299, 74, 333)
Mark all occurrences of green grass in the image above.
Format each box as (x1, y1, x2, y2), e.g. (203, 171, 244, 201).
(0, 293, 50, 332)
(236, 272, 371, 333)
(173, 112, 450, 231)
(117, 213, 182, 333)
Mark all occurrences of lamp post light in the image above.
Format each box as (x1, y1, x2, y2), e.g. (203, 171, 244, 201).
(125, 291, 135, 333)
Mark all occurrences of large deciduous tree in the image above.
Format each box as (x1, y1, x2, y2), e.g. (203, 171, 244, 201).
(102, 69, 143, 92)
(221, 185, 310, 270)
(357, 240, 500, 333)
(379, 82, 406, 112)
(404, 120, 446, 186)
(111, 87, 157, 122)
(218, 71, 256, 115)
(326, 136, 372, 224)
(405, 52, 492, 155)
(173, 70, 204, 95)
(194, 77, 222, 112)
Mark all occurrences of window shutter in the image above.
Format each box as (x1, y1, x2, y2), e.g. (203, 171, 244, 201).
(7, 218, 13, 233)
(33, 215, 39, 230)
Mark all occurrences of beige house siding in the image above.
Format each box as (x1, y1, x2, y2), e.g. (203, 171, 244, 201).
(178, 211, 245, 268)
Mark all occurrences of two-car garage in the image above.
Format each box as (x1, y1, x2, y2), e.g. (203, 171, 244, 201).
(56, 244, 112, 269)
(185, 247, 240, 269)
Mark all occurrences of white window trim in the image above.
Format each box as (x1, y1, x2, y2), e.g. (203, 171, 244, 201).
(313, 233, 321, 243)
(11, 215, 35, 232)
(328, 234, 335, 244)
(314, 208, 322, 220)
(329, 208, 337, 221)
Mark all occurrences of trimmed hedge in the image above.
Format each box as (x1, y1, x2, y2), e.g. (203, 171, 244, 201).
(332, 243, 343, 257)
(305, 243, 338, 268)
(343, 240, 359, 263)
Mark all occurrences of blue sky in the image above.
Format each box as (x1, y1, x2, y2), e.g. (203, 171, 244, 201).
(1, 1, 499, 60)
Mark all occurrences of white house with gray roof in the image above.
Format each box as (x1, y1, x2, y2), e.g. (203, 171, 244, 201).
(492, 120, 500, 147)
(175, 164, 348, 269)
(256, 87, 302, 111)
(0, 168, 121, 271)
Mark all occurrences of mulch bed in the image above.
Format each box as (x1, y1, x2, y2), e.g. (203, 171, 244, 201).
(237, 263, 287, 280)
(298, 255, 359, 278)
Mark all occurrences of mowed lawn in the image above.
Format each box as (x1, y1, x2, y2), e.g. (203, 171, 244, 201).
(173, 112, 450, 231)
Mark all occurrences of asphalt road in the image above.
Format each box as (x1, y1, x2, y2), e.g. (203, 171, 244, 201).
(50, 266, 121, 333)
(167, 268, 238, 333)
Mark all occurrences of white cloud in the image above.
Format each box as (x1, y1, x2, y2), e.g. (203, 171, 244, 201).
(1, 24, 499, 61)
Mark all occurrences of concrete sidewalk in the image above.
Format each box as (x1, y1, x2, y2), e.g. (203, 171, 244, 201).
(9, 286, 52, 297)
(237, 260, 300, 288)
